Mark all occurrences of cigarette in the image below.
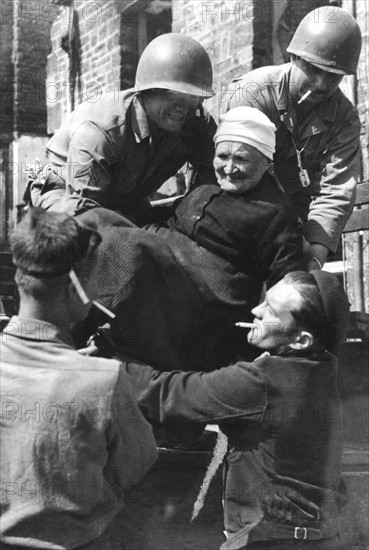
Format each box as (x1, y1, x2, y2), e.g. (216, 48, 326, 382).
(92, 300, 116, 319)
(297, 90, 312, 104)
(69, 269, 90, 305)
(235, 322, 255, 329)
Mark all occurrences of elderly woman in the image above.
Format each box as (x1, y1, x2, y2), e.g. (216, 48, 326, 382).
(79, 107, 305, 371)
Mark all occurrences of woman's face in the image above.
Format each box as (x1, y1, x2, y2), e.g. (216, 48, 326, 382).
(213, 141, 270, 194)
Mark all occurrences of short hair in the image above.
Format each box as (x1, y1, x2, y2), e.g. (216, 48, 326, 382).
(284, 270, 350, 353)
(283, 271, 331, 351)
(12, 208, 101, 298)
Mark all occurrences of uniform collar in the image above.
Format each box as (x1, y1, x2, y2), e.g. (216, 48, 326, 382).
(131, 94, 151, 142)
(276, 63, 293, 114)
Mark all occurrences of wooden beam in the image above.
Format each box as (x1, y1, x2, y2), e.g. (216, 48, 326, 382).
(343, 208, 369, 233)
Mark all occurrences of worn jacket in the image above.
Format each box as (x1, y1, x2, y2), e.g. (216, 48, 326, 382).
(0, 317, 157, 550)
(166, 172, 304, 288)
(125, 349, 347, 549)
(29, 90, 217, 221)
(227, 64, 361, 252)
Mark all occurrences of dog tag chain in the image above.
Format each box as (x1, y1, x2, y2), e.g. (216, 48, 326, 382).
(293, 138, 311, 188)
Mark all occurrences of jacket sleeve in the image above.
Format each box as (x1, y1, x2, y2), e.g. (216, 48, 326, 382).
(259, 205, 306, 288)
(54, 121, 118, 215)
(28, 120, 115, 214)
(123, 359, 267, 424)
(304, 108, 361, 252)
(106, 366, 158, 489)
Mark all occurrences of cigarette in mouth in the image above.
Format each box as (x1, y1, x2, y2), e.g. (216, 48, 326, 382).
(235, 322, 255, 329)
(92, 300, 116, 319)
(297, 90, 312, 104)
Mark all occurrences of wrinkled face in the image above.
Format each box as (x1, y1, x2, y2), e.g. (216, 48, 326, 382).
(213, 141, 270, 194)
(290, 56, 343, 106)
(247, 280, 302, 352)
(143, 89, 201, 134)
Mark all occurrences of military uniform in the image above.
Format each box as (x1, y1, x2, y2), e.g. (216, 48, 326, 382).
(226, 63, 361, 254)
(28, 90, 217, 223)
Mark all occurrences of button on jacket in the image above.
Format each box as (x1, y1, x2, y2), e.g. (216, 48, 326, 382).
(0, 317, 157, 550)
(125, 349, 347, 549)
(29, 90, 217, 221)
(227, 64, 361, 253)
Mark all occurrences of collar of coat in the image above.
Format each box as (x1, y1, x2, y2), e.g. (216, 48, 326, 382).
(2, 316, 73, 346)
(131, 94, 151, 143)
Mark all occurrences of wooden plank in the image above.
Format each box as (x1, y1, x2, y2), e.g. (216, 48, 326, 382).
(343, 207, 369, 233)
(0, 265, 15, 281)
(355, 182, 369, 206)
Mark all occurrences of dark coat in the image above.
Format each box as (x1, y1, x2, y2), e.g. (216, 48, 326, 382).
(80, 176, 304, 371)
(165, 172, 304, 288)
(125, 349, 347, 549)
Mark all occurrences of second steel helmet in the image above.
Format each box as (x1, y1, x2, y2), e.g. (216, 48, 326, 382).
(287, 7, 362, 75)
(135, 33, 215, 98)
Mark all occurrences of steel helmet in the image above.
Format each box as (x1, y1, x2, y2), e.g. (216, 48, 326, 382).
(135, 33, 215, 98)
(287, 7, 362, 75)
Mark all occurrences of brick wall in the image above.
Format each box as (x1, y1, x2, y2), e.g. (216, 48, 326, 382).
(47, 0, 122, 133)
(0, 12, 14, 137)
(12, 0, 53, 135)
(172, 0, 263, 115)
(46, 0, 171, 133)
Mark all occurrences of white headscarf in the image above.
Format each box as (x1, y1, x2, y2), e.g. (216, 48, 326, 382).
(214, 106, 276, 160)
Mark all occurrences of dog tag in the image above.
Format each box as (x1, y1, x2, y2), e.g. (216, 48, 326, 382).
(299, 169, 310, 187)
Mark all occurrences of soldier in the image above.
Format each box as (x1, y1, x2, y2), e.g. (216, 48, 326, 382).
(27, 33, 217, 224)
(0, 208, 157, 550)
(226, 7, 362, 270)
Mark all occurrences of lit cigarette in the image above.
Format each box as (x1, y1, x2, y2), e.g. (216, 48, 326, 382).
(69, 269, 90, 305)
(92, 300, 116, 319)
(69, 269, 116, 319)
(235, 322, 255, 329)
(297, 90, 312, 104)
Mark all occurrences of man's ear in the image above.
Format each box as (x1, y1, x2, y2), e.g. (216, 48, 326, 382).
(290, 331, 314, 350)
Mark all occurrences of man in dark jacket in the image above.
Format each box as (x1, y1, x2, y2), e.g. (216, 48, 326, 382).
(27, 33, 217, 224)
(226, 7, 362, 271)
(124, 269, 351, 550)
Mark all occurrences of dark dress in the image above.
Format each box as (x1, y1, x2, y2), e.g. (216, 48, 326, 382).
(79, 174, 304, 371)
